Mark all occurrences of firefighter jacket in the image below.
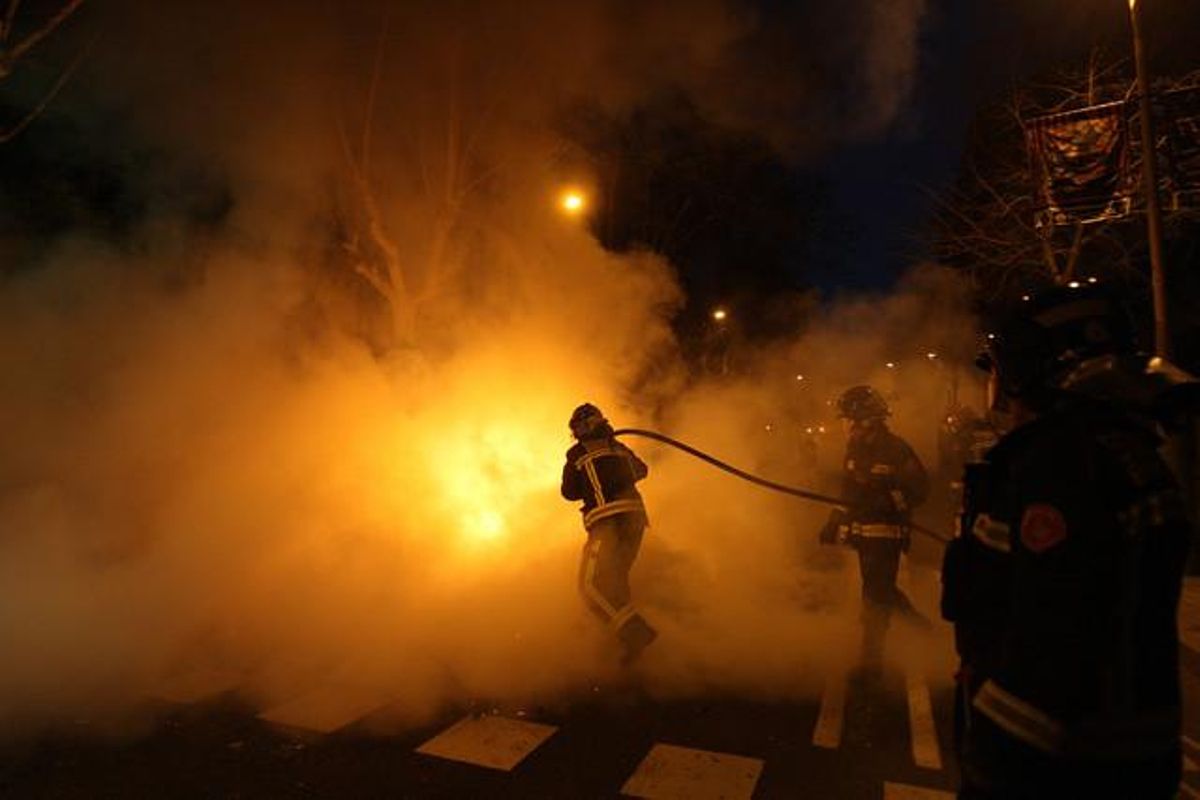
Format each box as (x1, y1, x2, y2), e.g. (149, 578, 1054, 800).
(941, 397, 1190, 764)
(839, 428, 929, 541)
(561, 437, 649, 531)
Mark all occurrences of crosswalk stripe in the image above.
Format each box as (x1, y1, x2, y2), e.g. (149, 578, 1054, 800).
(150, 668, 243, 704)
(257, 685, 391, 734)
(812, 668, 847, 748)
(621, 743, 763, 800)
(416, 714, 557, 771)
(905, 670, 942, 770)
(883, 781, 954, 799)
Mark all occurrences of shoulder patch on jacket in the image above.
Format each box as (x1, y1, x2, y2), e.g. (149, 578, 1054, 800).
(1020, 504, 1068, 553)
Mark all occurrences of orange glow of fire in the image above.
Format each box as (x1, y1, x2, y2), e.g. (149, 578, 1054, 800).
(429, 419, 562, 551)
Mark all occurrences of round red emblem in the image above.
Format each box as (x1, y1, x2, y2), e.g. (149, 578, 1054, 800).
(1020, 504, 1068, 553)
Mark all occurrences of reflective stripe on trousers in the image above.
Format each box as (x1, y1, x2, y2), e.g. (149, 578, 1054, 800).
(973, 679, 1181, 759)
(578, 513, 645, 630)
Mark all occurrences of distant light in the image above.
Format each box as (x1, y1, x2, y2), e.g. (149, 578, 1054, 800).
(765, 423, 773, 432)
(927, 351, 938, 360)
(1067, 280, 1081, 289)
(795, 373, 805, 382)
(986, 333, 996, 340)
(1087, 277, 1098, 284)
(818, 425, 826, 434)
(559, 189, 587, 215)
(712, 308, 728, 322)
(1021, 294, 1031, 302)
(805, 426, 814, 434)
(885, 361, 896, 369)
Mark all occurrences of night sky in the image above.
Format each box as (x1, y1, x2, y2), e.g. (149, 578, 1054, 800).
(2, 1, 1198, 308)
(819, 0, 1199, 293)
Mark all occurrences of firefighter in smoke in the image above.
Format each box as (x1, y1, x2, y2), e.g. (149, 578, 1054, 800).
(940, 285, 1193, 798)
(561, 403, 658, 664)
(820, 385, 931, 666)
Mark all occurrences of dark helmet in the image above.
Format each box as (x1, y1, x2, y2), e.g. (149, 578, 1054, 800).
(837, 385, 890, 421)
(977, 283, 1136, 404)
(569, 403, 610, 440)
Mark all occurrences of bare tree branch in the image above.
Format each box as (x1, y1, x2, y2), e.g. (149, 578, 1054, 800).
(0, 0, 86, 77)
(0, 36, 87, 144)
(1, 0, 21, 44)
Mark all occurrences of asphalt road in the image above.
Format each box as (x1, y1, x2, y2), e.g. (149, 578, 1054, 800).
(0, 661, 958, 800)
(3, 578, 1198, 799)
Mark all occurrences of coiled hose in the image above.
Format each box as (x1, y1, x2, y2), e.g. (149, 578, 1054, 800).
(612, 427, 950, 545)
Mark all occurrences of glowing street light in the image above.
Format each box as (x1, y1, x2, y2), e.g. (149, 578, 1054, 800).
(558, 188, 587, 216)
(885, 361, 896, 369)
(712, 307, 728, 322)
(795, 373, 805, 382)
(926, 351, 938, 360)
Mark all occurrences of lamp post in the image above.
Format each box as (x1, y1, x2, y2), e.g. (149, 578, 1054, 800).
(1127, 0, 1170, 356)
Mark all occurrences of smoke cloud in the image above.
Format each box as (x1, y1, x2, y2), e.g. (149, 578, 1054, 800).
(0, 0, 950, 738)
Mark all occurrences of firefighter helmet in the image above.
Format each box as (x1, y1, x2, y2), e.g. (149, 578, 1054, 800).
(569, 403, 609, 440)
(837, 385, 890, 420)
(977, 284, 1136, 403)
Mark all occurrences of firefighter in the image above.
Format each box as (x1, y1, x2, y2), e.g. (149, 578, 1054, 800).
(561, 403, 658, 665)
(820, 385, 931, 666)
(940, 285, 1193, 798)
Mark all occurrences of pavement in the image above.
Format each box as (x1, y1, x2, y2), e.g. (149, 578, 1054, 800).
(1, 574, 1197, 799)
(0, 662, 960, 800)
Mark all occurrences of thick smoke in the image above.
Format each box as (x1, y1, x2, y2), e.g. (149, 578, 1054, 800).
(0, 0, 943, 737)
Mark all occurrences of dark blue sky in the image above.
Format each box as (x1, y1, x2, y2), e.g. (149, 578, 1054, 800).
(811, 0, 1196, 293)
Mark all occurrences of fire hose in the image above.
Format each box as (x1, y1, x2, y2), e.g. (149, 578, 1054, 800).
(612, 428, 951, 545)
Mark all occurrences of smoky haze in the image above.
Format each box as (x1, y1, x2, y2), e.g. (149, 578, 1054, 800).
(0, 0, 961, 737)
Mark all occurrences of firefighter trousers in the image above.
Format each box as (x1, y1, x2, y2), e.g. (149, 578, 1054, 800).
(578, 513, 656, 659)
(855, 537, 923, 663)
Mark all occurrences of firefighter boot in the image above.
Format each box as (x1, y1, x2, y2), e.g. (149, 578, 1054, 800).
(618, 613, 658, 666)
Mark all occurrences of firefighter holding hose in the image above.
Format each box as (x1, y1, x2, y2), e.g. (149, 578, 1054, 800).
(561, 403, 658, 665)
(820, 385, 931, 667)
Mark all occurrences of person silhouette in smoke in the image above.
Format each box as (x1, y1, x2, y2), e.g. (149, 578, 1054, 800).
(819, 385, 930, 669)
(561, 403, 658, 665)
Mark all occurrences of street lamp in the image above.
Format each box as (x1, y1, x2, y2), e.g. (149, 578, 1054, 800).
(558, 188, 588, 217)
(1126, 0, 1170, 356)
(712, 307, 728, 323)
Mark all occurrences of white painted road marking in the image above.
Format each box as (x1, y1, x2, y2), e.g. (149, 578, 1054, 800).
(883, 781, 955, 800)
(813, 669, 847, 749)
(258, 685, 391, 734)
(905, 669, 942, 770)
(416, 714, 557, 771)
(621, 743, 763, 800)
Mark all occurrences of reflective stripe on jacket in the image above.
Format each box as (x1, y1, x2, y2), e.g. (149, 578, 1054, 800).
(561, 437, 648, 530)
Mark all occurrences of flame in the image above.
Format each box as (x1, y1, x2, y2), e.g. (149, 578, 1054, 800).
(428, 418, 562, 551)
